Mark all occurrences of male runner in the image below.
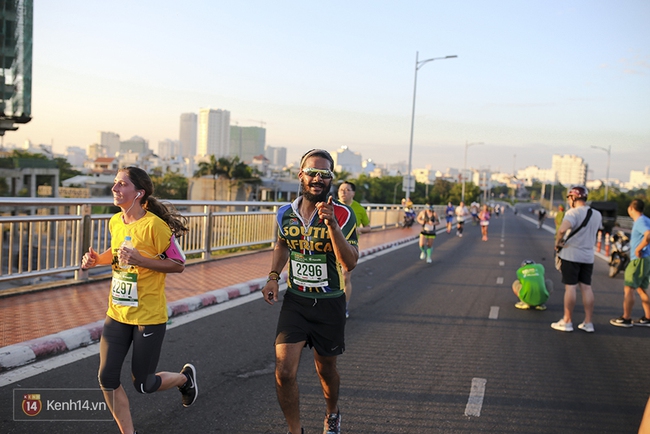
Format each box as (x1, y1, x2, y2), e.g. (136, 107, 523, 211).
(263, 149, 358, 434)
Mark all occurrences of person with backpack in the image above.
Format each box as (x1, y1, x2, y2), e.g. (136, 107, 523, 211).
(552, 186, 602, 333)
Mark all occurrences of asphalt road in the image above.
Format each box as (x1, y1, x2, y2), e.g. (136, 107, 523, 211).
(1, 207, 648, 433)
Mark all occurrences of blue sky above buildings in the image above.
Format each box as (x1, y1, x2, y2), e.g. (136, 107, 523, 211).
(8, 0, 650, 181)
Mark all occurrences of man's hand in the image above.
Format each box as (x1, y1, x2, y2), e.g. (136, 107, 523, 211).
(263, 280, 279, 305)
(316, 196, 339, 229)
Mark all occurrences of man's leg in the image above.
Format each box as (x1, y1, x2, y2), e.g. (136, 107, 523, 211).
(275, 342, 304, 434)
(622, 285, 636, 319)
(313, 351, 340, 415)
(637, 287, 650, 318)
(578, 282, 595, 324)
(512, 281, 521, 299)
(639, 395, 650, 434)
(563, 284, 578, 323)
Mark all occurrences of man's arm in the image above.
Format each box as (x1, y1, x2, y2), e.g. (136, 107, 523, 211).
(263, 238, 290, 305)
(328, 221, 359, 272)
(555, 219, 573, 249)
(636, 229, 650, 259)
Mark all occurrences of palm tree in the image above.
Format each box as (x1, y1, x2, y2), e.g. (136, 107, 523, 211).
(218, 156, 261, 201)
(334, 169, 351, 185)
(194, 155, 223, 200)
(194, 155, 261, 201)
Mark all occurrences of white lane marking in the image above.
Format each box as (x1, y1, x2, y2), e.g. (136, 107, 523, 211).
(0, 235, 427, 385)
(0, 287, 285, 387)
(489, 306, 499, 319)
(237, 362, 276, 379)
(500, 244, 504, 248)
(500, 251, 505, 255)
(465, 378, 488, 417)
(499, 261, 504, 266)
(496, 277, 504, 284)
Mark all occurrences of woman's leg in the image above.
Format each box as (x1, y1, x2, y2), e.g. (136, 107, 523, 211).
(98, 317, 135, 434)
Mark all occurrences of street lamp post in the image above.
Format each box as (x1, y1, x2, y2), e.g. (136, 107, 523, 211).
(462, 141, 483, 203)
(406, 51, 457, 201)
(591, 145, 611, 201)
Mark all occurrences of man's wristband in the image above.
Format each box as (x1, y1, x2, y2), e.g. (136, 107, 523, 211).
(267, 271, 280, 283)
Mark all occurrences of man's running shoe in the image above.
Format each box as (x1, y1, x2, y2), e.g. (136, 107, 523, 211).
(179, 363, 198, 407)
(633, 317, 650, 327)
(610, 317, 633, 328)
(420, 251, 426, 260)
(515, 301, 531, 310)
(323, 409, 341, 434)
(551, 319, 573, 332)
(426, 257, 432, 264)
(578, 322, 595, 333)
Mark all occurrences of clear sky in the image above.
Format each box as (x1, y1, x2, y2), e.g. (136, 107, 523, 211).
(7, 0, 650, 181)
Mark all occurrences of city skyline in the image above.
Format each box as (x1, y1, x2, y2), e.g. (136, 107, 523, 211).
(4, 0, 649, 181)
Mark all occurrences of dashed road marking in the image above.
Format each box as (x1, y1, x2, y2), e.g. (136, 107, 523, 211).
(496, 277, 504, 284)
(465, 377, 487, 417)
(499, 261, 505, 266)
(500, 251, 505, 255)
(489, 306, 499, 319)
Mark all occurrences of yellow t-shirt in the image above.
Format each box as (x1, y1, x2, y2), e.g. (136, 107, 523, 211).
(107, 212, 171, 325)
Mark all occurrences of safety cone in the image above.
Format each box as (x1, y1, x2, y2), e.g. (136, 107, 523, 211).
(596, 230, 602, 253)
(604, 234, 610, 256)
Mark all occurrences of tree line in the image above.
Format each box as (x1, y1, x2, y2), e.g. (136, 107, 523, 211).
(2, 150, 648, 216)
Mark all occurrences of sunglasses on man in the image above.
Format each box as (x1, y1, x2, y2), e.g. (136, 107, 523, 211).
(302, 168, 334, 179)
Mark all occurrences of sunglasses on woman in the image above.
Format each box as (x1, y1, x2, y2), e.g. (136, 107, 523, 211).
(302, 168, 334, 179)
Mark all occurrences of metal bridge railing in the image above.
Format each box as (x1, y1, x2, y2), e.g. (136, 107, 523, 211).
(0, 198, 410, 289)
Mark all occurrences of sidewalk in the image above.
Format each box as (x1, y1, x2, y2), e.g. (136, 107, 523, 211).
(0, 226, 421, 371)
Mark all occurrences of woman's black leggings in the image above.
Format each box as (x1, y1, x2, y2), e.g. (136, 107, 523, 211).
(98, 317, 167, 394)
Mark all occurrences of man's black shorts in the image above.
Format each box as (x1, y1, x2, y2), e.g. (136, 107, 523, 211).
(560, 259, 594, 285)
(275, 291, 346, 357)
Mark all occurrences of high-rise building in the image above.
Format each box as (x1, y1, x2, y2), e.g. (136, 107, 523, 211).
(0, 0, 32, 135)
(179, 113, 197, 158)
(87, 143, 104, 160)
(552, 154, 588, 187)
(120, 136, 149, 155)
(66, 146, 86, 168)
(158, 139, 181, 159)
(266, 146, 287, 168)
(98, 131, 121, 157)
(230, 126, 265, 163)
(197, 108, 230, 158)
(332, 146, 362, 176)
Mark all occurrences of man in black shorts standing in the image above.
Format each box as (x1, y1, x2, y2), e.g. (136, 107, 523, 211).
(263, 149, 359, 434)
(552, 186, 602, 333)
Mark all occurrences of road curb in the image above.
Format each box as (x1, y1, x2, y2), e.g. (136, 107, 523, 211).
(0, 237, 418, 372)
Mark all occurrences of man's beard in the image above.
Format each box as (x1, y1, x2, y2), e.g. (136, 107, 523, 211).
(301, 179, 330, 203)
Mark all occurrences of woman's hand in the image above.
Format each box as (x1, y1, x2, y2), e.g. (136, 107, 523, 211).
(81, 247, 98, 270)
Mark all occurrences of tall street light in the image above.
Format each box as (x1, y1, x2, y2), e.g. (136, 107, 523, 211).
(591, 145, 611, 201)
(405, 52, 457, 201)
(462, 141, 483, 203)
